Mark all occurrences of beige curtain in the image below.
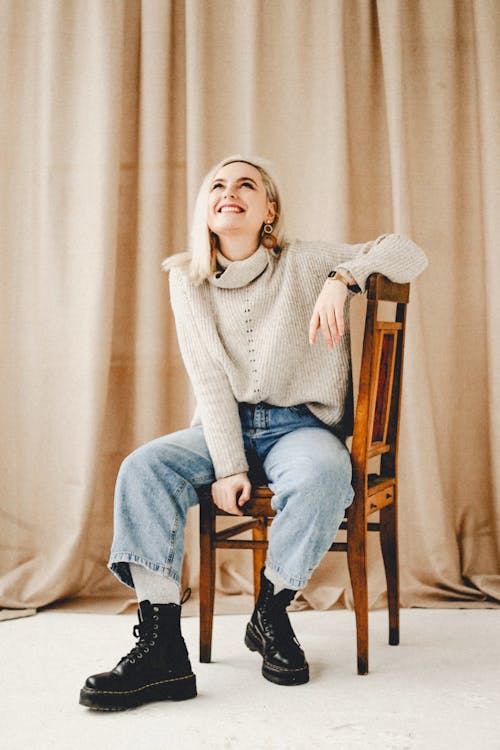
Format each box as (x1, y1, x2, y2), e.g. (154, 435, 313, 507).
(1, 0, 499, 614)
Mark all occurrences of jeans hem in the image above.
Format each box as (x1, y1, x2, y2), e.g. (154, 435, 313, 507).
(108, 553, 181, 590)
(265, 558, 310, 591)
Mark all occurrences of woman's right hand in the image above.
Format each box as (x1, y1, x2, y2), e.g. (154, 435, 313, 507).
(211, 472, 251, 516)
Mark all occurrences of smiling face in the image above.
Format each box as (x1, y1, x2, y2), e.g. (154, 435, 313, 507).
(207, 161, 276, 258)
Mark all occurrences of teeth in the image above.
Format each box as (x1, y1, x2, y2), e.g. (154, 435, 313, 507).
(220, 206, 243, 213)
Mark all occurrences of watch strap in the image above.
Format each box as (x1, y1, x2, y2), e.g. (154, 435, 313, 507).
(327, 270, 361, 293)
(327, 270, 351, 285)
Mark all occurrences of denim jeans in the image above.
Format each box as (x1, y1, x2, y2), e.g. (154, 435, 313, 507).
(109, 403, 354, 591)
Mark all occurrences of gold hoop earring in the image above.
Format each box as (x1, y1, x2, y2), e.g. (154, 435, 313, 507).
(261, 223, 277, 249)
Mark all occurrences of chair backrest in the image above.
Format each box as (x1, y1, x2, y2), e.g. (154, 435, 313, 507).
(350, 274, 410, 491)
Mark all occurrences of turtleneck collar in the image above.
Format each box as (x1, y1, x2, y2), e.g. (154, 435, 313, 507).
(209, 245, 270, 289)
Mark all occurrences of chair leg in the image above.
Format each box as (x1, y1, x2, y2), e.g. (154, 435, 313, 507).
(252, 517, 268, 603)
(380, 500, 399, 646)
(347, 517, 369, 675)
(199, 496, 216, 663)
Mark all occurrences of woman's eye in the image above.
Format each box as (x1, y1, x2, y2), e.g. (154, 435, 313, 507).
(211, 182, 224, 190)
(241, 181, 254, 189)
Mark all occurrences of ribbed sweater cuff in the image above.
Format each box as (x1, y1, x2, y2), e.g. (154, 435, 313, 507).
(213, 458, 250, 481)
(337, 234, 428, 290)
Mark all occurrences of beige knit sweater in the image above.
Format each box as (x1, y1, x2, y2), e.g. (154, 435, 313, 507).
(169, 234, 428, 479)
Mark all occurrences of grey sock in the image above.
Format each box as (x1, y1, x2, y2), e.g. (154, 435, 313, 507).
(264, 566, 295, 596)
(130, 563, 180, 605)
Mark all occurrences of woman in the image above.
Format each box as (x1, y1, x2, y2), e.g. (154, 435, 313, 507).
(79, 155, 428, 710)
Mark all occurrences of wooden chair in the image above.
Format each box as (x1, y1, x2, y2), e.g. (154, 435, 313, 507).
(198, 273, 410, 675)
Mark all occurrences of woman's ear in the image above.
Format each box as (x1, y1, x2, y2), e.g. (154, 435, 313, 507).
(265, 201, 277, 223)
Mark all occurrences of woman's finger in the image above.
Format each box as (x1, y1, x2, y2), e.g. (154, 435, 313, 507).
(227, 485, 243, 515)
(319, 311, 333, 350)
(335, 302, 345, 337)
(237, 480, 251, 508)
(230, 496, 244, 515)
(308, 309, 320, 344)
(327, 308, 340, 346)
(211, 474, 250, 516)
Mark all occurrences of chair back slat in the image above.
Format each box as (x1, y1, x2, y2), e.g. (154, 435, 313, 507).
(369, 324, 398, 450)
(351, 275, 410, 482)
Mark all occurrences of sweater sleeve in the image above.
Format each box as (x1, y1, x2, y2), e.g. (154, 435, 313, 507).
(169, 269, 249, 480)
(332, 234, 428, 291)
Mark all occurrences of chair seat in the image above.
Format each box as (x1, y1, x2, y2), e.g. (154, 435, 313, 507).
(199, 473, 394, 518)
(198, 484, 275, 517)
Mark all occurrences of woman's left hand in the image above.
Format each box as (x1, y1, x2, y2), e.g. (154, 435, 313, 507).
(308, 279, 349, 350)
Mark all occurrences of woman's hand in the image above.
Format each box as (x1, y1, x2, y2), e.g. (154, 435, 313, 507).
(211, 472, 251, 516)
(308, 279, 349, 350)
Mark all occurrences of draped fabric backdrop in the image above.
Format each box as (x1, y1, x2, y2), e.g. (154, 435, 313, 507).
(1, 0, 499, 614)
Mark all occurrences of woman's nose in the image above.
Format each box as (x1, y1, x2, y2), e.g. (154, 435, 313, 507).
(223, 184, 237, 199)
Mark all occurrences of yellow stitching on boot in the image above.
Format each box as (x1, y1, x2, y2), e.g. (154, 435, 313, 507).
(263, 660, 308, 673)
(83, 672, 195, 696)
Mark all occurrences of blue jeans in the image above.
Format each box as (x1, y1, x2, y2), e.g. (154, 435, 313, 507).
(109, 403, 354, 591)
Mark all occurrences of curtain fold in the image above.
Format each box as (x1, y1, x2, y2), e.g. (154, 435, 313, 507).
(1, 0, 498, 613)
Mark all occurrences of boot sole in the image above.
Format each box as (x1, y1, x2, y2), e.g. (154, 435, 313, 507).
(79, 672, 197, 711)
(245, 623, 309, 686)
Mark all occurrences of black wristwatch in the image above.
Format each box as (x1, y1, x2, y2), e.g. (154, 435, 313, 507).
(327, 270, 361, 293)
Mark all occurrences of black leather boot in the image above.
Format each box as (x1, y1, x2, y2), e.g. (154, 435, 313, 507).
(79, 600, 197, 710)
(245, 568, 309, 685)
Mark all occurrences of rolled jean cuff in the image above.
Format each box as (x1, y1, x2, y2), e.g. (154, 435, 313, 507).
(108, 553, 181, 590)
(265, 559, 309, 591)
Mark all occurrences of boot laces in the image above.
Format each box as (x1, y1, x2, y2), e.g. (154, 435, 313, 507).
(123, 594, 190, 665)
(125, 615, 159, 664)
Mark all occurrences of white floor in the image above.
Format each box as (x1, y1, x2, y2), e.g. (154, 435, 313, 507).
(2, 608, 499, 750)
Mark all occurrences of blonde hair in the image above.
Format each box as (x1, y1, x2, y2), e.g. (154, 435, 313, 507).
(162, 154, 286, 285)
